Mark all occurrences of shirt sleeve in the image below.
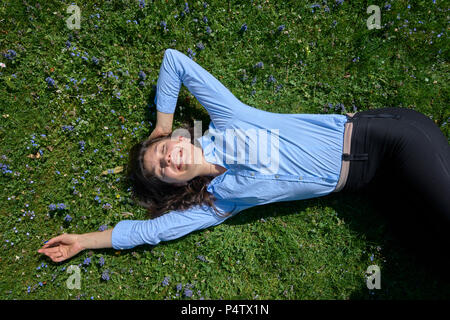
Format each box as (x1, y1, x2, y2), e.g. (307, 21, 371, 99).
(111, 201, 243, 250)
(154, 48, 245, 130)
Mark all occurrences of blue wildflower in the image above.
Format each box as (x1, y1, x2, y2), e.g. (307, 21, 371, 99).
(187, 48, 196, 59)
(98, 224, 108, 231)
(3, 49, 17, 60)
(162, 276, 170, 287)
(99, 257, 105, 266)
(92, 57, 99, 65)
(202, 16, 208, 23)
(160, 21, 167, 31)
(83, 257, 91, 265)
(205, 26, 212, 34)
(196, 42, 205, 51)
(184, 288, 193, 297)
(62, 125, 74, 132)
(139, 0, 145, 8)
(102, 203, 112, 210)
(277, 25, 285, 32)
(254, 62, 264, 69)
(101, 270, 110, 281)
(176, 283, 183, 292)
(197, 255, 207, 262)
(184, 2, 189, 13)
(48, 204, 57, 211)
(267, 75, 276, 84)
(240, 23, 247, 33)
(64, 214, 72, 222)
(138, 71, 146, 80)
(57, 203, 67, 210)
(46, 77, 55, 87)
(336, 0, 344, 5)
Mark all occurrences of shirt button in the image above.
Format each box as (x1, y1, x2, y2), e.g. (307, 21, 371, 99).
(250, 172, 255, 176)
(299, 176, 302, 180)
(275, 175, 279, 179)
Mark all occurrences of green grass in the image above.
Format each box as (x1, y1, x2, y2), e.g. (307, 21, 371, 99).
(0, 0, 449, 300)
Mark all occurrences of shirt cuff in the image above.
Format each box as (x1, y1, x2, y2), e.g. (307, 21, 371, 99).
(111, 220, 137, 250)
(154, 88, 178, 114)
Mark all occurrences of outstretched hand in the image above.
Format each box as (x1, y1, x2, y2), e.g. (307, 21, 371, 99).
(37, 233, 84, 263)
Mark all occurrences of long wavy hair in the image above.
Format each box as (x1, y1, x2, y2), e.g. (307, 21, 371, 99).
(126, 123, 232, 219)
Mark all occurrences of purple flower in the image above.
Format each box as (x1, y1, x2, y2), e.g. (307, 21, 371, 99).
(3, 49, 17, 60)
(99, 257, 105, 266)
(184, 2, 189, 13)
(187, 48, 196, 59)
(277, 25, 285, 32)
(254, 62, 264, 69)
(101, 270, 110, 281)
(57, 203, 67, 210)
(162, 276, 170, 287)
(197, 255, 207, 262)
(139, 0, 145, 8)
(176, 283, 183, 292)
(240, 23, 247, 33)
(205, 26, 212, 34)
(102, 203, 112, 210)
(64, 214, 72, 222)
(202, 16, 208, 24)
(92, 57, 99, 65)
(138, 71, 146, 80)
(83, 257, 91, 265)
(196, 42, 205, 51)
(48, 204, 57, 211)
(98, 224, 108, 231)
(46, 77, 55, 87)
(62, 125, 74, 132)
(335, 0, 344, 5)
(160, 21, 167, 31)
(184, 288, 193, 297)
(203, 2, 208, 9)
(267, 75, 276, 84)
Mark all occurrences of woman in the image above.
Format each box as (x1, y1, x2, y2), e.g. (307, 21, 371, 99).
(38, 49, 450, 263)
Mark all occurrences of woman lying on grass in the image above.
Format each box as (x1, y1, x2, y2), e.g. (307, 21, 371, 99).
(38, 49, 450, 264)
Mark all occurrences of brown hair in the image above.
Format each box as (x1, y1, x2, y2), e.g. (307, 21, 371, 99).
(126, 123, 232, 219)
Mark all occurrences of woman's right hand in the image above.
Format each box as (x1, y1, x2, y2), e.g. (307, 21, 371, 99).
(37, 233, 84, 263)
(148, 111, 174, 140)
(148, 125, 172, 140)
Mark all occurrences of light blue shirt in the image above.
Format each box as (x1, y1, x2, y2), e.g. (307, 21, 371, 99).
(111, 49, 347, 250)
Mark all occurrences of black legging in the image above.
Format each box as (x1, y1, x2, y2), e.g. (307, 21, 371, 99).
(341, 107, 450, 248)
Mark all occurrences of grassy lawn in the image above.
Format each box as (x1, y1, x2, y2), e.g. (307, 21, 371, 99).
(0, 0, 449, 300)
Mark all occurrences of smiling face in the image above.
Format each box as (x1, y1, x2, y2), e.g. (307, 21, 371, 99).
(143, 135, 206, 185)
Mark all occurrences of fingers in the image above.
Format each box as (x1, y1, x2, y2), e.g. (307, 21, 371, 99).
(41, 234, 67, 249)
(38, 246, 65, 262)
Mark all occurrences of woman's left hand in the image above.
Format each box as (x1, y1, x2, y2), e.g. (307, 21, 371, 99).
(37, 233, 84, 263)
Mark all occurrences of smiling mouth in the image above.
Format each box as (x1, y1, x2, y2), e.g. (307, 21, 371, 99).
(177, 148, 183, 170)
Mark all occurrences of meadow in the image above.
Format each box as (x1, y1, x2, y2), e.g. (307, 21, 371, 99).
(0, 0, 449, 300)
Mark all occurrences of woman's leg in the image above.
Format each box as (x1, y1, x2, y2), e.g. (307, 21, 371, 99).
(343, 107, 450, 266)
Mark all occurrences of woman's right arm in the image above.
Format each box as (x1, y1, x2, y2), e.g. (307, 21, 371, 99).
(153, 48, 246, 131)
(148, 110, 174, 140)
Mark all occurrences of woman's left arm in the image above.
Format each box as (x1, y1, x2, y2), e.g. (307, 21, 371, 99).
(38, 229, 113, 263)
